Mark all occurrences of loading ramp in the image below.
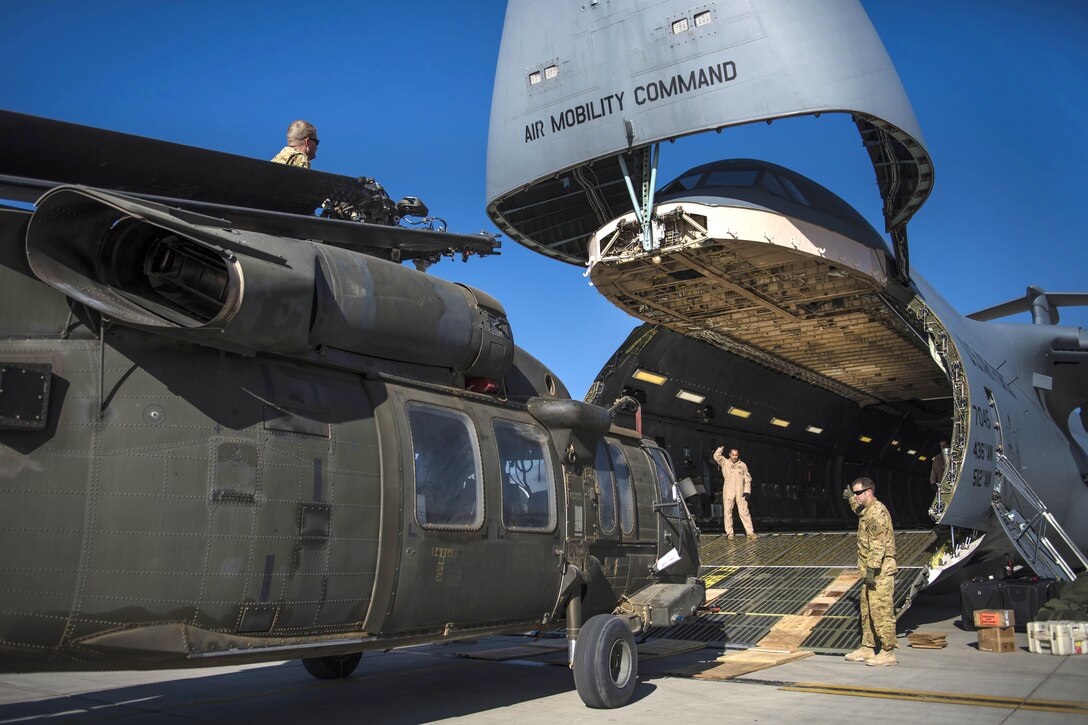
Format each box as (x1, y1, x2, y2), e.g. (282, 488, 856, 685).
(645, 530, 937, 653)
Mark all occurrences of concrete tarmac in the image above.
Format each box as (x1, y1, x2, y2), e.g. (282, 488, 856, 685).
(1, 598, 1085, 724)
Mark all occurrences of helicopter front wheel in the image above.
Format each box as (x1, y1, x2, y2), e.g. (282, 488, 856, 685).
(572, 614, 638, 708)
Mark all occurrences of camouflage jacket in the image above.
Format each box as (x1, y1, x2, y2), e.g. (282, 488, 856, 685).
(857, 499, 897, 575)
(270, 146, 310, 169)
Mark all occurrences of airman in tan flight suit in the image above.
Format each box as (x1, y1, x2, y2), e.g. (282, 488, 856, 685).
(713, 447, 757, 540)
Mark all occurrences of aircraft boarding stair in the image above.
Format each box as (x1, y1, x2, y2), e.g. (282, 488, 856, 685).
(993, 453, 1088, 582)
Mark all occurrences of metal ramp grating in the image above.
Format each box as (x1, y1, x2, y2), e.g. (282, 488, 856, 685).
(699, 530, 937, 568)
(645, 531, 935, 652)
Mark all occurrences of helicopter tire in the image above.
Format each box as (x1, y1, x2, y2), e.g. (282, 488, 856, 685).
(572, 613, 638, 708)
(301, 652, 363, 680)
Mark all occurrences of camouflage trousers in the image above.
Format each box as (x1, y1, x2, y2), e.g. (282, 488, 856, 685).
(859, 573, 895, 650)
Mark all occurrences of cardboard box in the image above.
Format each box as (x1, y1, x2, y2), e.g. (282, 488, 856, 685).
(973, 609, 1015, 629)
(978, 625, 1016, 653)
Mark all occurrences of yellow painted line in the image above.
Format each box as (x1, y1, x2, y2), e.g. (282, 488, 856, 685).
(781, 682, 1088, 715)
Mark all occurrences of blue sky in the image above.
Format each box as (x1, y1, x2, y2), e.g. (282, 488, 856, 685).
(3, 1, 1086, 398)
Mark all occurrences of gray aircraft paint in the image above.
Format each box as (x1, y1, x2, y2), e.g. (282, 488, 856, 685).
(487, 0, 931, 263)
(486, 1, 1087, 579)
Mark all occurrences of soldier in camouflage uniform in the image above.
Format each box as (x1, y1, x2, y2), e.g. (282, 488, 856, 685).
(843, 476, 898, 666)
(271, 120, 319, 169)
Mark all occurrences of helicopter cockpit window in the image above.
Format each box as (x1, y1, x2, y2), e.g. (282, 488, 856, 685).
(605, 440, 636, 535)
(593, 440, 618, 533)
(646, 447, 677, 504)
(494, 419, 556, 531)
(407, 403, 483, 529)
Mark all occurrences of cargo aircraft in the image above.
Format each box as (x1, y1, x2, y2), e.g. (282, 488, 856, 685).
(2, 0, 1087, 713)
(485, 0, 1088, 590)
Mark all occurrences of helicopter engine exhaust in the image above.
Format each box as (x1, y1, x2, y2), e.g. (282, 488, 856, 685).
(25, 186, 514, 379)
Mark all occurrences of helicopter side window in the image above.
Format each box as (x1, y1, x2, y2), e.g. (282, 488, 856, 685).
(646, 447, 677, 504)
(494, 419, 556, 532)
(407, 403, 483, 529)
(593, 440, 617, 533)
(605, 440, 636, 535)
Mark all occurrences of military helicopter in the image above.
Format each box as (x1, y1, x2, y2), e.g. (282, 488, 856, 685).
(0, 109, 702, 710)
(485, 0, 1088, 587)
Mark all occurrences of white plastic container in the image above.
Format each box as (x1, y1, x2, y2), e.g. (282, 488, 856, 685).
(1075, 622, 1088, 655)
(1027, 621, 1052, 654)
(1029, 621, 1088, 655)
(1050, 621, 1087, 656)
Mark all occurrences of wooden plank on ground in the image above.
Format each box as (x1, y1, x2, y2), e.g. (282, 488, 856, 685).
(670, 649, 813, 679)
(754, 570, 860, 651)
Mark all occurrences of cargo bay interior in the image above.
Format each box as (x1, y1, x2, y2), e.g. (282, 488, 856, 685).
(588, 323, 948, 533)
(587, 323, 949, 652)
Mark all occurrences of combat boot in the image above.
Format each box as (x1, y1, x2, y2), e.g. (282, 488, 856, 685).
(844, 647, 875, 663)
(866, 649, 897, 667)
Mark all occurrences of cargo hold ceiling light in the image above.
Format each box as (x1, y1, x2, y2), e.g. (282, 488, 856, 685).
(805, 425, 823, 434)
(858, 435, 873, 443)
(694, 10, 712, 27)
(632, 368, 667, 385)
(528, 71, 542, 85)
(544, 65, 559, 80)
(907, 449, 917, 456)
(675, 389, 706, 404)
(671, 17, 689, 34)
(727, 406, 751, 419)
(770, 417, 790, 428)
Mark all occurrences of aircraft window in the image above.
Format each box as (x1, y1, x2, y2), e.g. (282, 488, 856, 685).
(605, 440, 636, 535)
(647, 448, 677, 504)
(778, 175, 811, 206)
(704, 169, 758, 188)
(494, 419, 556, 531)
(407, 403, 483, 529)
(760, 172, 790, 201)
(593, 441, 617, 533)
(662, 172, 703, 194)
